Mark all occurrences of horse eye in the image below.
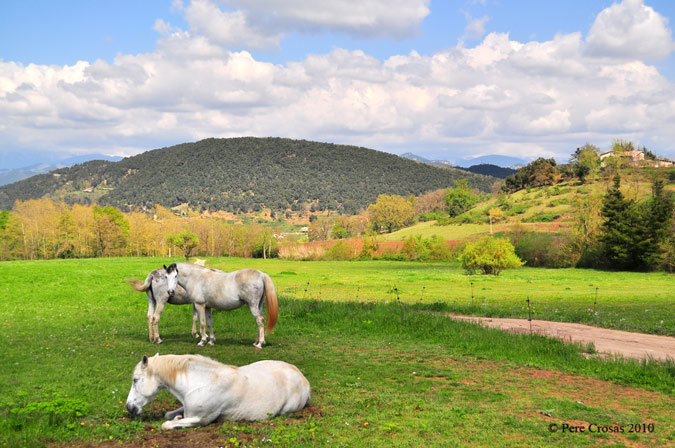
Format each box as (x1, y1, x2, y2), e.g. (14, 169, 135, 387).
(133, 378, 138, 384)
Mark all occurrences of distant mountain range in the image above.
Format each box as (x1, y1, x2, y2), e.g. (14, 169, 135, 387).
(0, 138, 498, 214)
(0, 154, 122, 187)
(401, 153, 519, 179)
(401, 152, 525, 168)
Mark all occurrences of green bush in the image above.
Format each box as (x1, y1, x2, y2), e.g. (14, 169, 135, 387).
(400, 235, 453, 261)
(508, 231, 574, 268)
(328, 240, 354, 260)
(459, 237, 524, 275)
(523, 212, 561, 222)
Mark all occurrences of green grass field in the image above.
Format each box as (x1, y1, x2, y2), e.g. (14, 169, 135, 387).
(0, 257, 673, 447)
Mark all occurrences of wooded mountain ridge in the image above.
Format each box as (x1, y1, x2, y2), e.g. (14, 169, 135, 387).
(0, 138, 496, 214)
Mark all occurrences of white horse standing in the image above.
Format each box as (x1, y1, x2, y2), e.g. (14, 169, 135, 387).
(165, 262, 278, 349)
(127, 267, 214, 344)
(125, 354, 310, 430)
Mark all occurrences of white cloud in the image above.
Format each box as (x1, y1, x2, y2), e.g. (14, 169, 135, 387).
(175, 0, 431, 52)
(461, 11, 490, 42)
(2, 0, 675, 165)
(223, 0, 430, 38)
(183, 0, 283, 51)
(585, 0, 674, 60)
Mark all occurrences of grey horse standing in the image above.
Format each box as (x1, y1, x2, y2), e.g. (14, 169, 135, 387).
(165, 262, 278, 349)
(127, 268, 214, 344)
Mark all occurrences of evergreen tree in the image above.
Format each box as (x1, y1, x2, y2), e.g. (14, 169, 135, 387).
(598, 176, 673, 271)
(643, 180, 674, 269)
(599, 176, 637, 269)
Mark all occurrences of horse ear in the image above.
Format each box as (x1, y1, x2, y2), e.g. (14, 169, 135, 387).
(154, 352, 159, 357)
(163, 265, 167, 270)
(142, 355, 148, 368)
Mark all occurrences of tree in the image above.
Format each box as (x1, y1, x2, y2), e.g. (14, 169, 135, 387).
(308, 216, 334, 241)
(165, 229, 200, 261)
(459, 236, 524, 275)
(444, 179, 481, 218)
(592, 176, 674, 271)
(414, 189, 446, 215)
(488, 207, 504, 234)
(252, 227, 278, 259)
(570, 191, 603, 265)
(642, 180, 674, 269)
(502, 158, 558, 192)
(367, 194, 415, 233)
(598, 176, 638, 269)
(93, 205, 130, 257)
(570, 144, 600, 183)
(0, 210, 21, 260)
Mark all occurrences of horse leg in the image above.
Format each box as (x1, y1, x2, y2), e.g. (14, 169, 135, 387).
(161, 416, 205, 431)
(191, 305, 200, 339)
(249, 304, 265, 349)
(194, 303, 208, 347)
(206, 308, 215, 345)
(152, 300, 167, 345)
(146, 292, 156, 343)
(164, 407, 184, 420)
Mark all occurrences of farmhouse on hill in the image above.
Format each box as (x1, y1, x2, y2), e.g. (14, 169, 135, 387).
(599, 149, 644, 162)
(599, 149, 673, 167)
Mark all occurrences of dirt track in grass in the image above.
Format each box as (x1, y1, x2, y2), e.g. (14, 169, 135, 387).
(450, 315, 675, 361)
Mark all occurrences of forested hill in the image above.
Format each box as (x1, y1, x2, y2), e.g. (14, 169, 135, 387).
(457, 164, 516, 179)
(0, 138, 496, 214)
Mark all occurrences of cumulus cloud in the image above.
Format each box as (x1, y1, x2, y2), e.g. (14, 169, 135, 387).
(461, 11, 490, 42)
(174, 0, 430, 52)
(223, 0, 430, 38)
(585, 0, 674, 60)
(1, 0, 675, 165)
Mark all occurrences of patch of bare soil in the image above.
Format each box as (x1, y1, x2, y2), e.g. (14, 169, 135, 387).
(50, 406, 323, 448)
(449, 314, 675, 361)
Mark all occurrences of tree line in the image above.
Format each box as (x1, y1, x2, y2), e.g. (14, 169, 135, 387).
(0, 200, 283, 261)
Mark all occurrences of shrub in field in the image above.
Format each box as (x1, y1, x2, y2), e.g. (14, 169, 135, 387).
(523, 212, 561, 222)
(400, 235, 453, 261)
(509, 231, 574, 268)
(328, 240, 355, 260)
(359, 231, 379, 259)
(459, 236, 524, 275)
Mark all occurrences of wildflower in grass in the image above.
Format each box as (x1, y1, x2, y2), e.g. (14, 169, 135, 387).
(363, 422, 369, 428)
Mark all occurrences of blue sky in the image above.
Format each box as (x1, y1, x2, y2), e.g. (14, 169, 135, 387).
(2, 0, 675, 168)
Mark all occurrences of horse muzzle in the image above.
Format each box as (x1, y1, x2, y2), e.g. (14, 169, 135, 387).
(167, 289, 175, 297)
(126, 402, 142, 419)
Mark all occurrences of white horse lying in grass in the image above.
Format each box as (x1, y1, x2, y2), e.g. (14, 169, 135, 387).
(125, 354, 310, 430)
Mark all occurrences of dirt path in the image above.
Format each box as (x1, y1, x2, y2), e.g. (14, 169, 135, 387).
(449, 315, 675, 361)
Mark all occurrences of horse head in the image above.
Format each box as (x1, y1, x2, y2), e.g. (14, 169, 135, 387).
(164, 263, 179, 297)
(126, 354, 162, 418)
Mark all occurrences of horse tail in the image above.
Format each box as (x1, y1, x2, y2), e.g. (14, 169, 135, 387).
(126, 273, 153, 292)
(263, 273, 278, 334)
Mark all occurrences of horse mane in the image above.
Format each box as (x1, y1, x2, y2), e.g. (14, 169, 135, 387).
(148, 354, 229, 386)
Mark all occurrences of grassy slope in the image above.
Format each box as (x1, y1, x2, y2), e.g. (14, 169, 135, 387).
(0, 258, 673, 447)
(383, 172, 675, 243)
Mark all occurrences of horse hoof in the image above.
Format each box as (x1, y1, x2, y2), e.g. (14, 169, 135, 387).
(253, 343, 262, 350)
(157, 339, 163, 344)
(207, 340, 215, 346)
